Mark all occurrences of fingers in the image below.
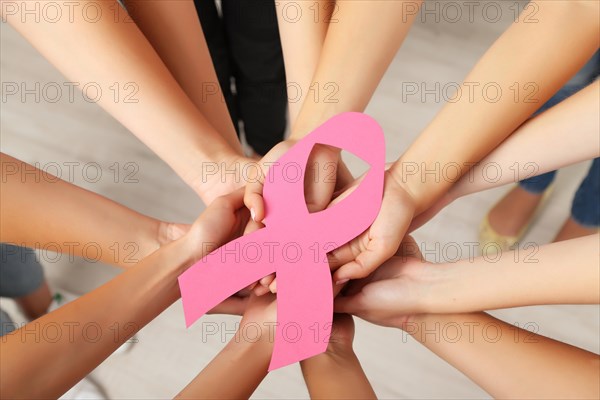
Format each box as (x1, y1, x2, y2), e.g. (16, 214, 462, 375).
(207, 296, 248, 316)
(244, 169, 266, 223)
(335, 159, 354, 191)
(253, 274, 275, 296)
(334, 291, 365, 315)
(304, 144, 340, 213)
(333, 175, 414, 282)
(240, 213, 274, 296)
(327, 234, 365, 270)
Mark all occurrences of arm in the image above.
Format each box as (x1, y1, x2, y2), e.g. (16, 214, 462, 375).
(0, 153, 180, 267)
(410, 80, 600, 231)
(408, 312, 600, 399)
(449, 80, 600, 199)
(275, 0, 332, 126)
(0, 191, 248, 399)
(392, 1, 599, 211)
(2, 0, 244, 203)
(300, 314, 376, 400)
(175, 294, 275, 399)
(122, 0, 240, 152)
(335, 235, 600, 321)
(333, 0, 600, 282)
(246, 0, 421, 226)
(424, 234, 600, 312)
(288, 0, 422, 139)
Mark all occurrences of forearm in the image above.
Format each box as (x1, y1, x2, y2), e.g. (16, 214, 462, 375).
(0, 153, 161, 267)
(3, 1, 235, 193)
(276, 0, 332, 126)
(424, 235, 600, 313)
(290, 0, 422, 138)
(449, 80, 600, 200)
(407, 313, 600, 399)
(0, 237, 193, 399)
(123, 0, 241, 152)
(300, 348, 376, 399)
(175, 333, 271, 399)
(392, 1, 600, 212)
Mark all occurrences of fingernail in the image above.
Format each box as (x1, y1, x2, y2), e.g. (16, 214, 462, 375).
(336, 278, 349, 285)
(260, 276, 270, 286)
(269, 280, 277, 294)
(250, 207, 256, 221)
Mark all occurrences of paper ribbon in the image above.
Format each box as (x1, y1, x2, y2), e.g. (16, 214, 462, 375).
(178, 112, 385, 370)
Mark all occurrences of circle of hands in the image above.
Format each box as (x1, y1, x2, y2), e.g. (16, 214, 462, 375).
(164, 141, 436, 349)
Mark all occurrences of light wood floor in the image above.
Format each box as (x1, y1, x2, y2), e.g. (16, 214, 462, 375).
(1, 2, 598, 399)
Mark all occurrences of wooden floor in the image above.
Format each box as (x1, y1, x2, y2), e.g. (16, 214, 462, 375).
(1, 2, 598, 398)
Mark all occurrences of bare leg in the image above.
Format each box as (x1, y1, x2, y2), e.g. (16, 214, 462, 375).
(487, 186, 545, 236)
(15, 281, 52, 320)
(554, 217, 598, 242)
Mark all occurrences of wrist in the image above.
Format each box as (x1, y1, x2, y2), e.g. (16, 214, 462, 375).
(185, 148, 247, 203)
(389, 160, 423, 210)
(290, 102, 343, 140)
(409, 261, 467, 318)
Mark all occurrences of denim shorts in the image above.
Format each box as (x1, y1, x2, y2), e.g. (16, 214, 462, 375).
(519, 52, 600, 227)
(0, 243, 45, 336)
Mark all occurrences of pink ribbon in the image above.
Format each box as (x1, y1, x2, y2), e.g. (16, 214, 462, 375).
(178, 112, 385, 370)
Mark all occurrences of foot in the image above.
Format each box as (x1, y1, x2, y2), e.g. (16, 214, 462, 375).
(553, 217, 598, 242)
(487, 186, 545, 236)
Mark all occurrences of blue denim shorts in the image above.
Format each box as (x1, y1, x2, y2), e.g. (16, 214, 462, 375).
(0, 243, 46, 335)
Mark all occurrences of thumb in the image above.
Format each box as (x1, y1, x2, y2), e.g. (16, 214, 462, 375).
(243, 164, 266, 223)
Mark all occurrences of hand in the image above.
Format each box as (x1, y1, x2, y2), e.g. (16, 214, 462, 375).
(245, 139, 353, 295)
(334, 237, 435, 329)
(244, 139, 353, 223)
(328, 171, 417, 283)
(180, 188, 252, 315)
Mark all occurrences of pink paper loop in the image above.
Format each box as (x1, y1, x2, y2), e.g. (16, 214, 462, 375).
(178, 112, 385, 370)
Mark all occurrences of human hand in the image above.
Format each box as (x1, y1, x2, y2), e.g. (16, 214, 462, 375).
(327, 171, 417, 284)
(244, 139, 353, 223)
(334, 237, 435, 329)
(245, 138, 353, 295)
(179, 188, 252, 315)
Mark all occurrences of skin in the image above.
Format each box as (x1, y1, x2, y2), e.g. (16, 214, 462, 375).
(177, 296, 375, 400)
(410, 312, 600, 399)
(300, 314, 376, 400)
(121, 0, 240, 153)
(336, 237, 600, 399)
(13, 283, 52, 320)
(335, 234, 600, 322)
(2, 0, 246, 204)
(0, 191, 249, 399)
(0, 153, 185, 267)
(409, 80, 600, 231)
(247, 0, 423, 224)
(248, 0, 422, 293)
(328, 1, 600, 283)
(175, 294, 275, 399)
